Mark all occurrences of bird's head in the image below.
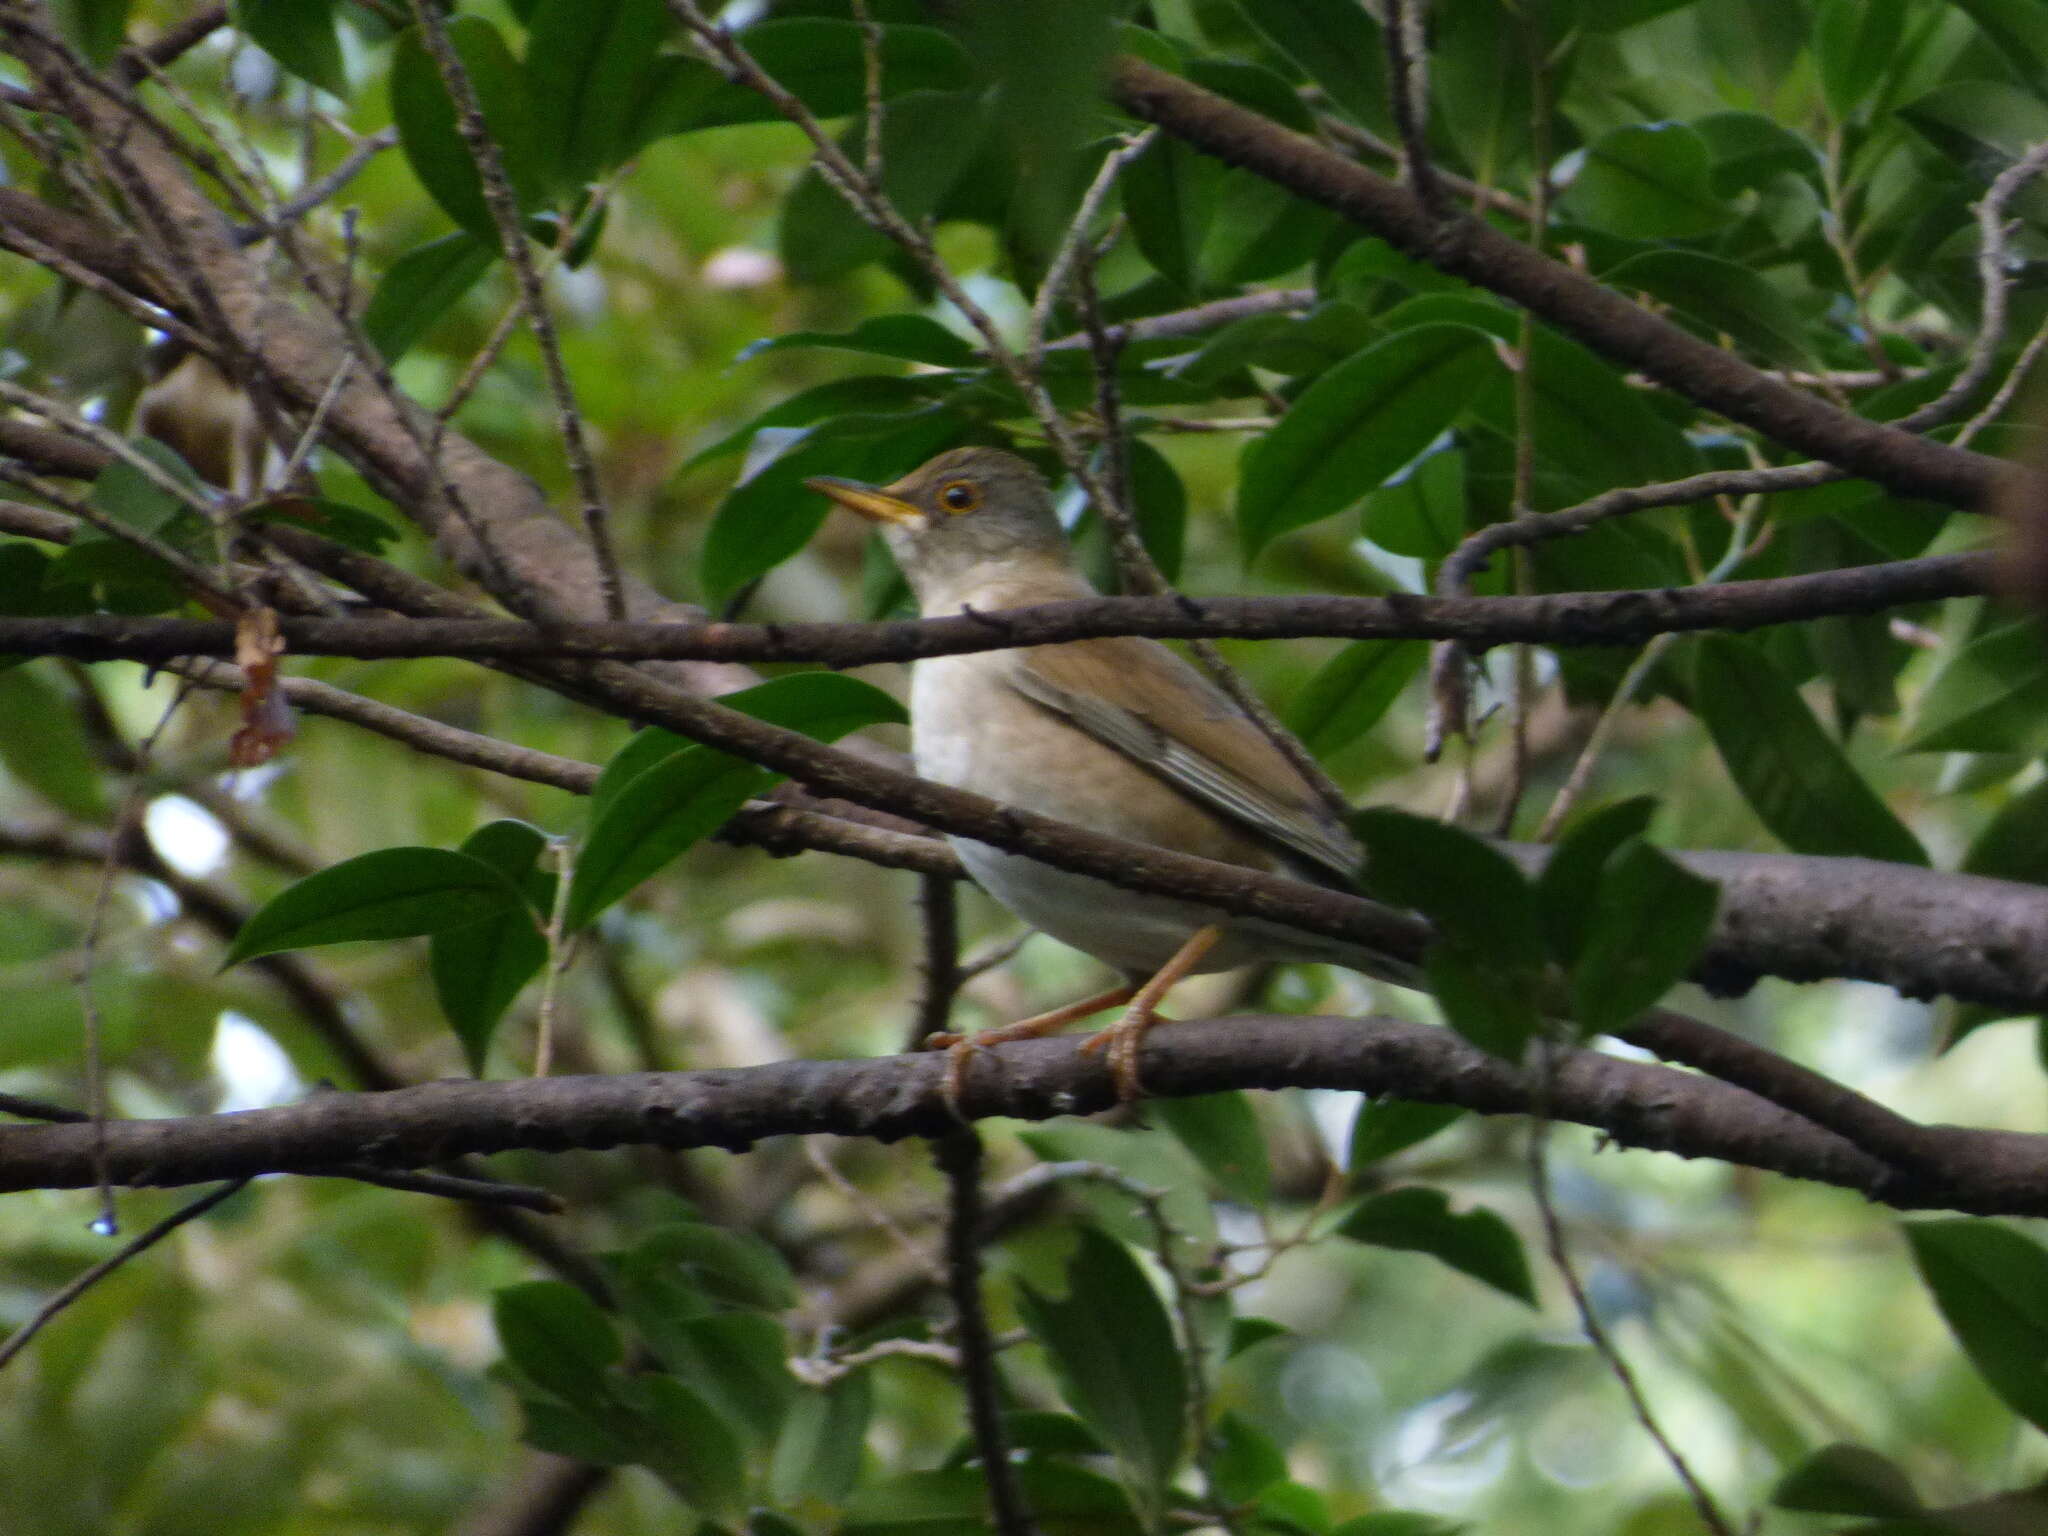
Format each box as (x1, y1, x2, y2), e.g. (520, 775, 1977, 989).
(807, 446, 1076, 608)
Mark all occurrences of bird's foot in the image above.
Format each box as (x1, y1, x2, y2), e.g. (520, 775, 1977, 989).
(1077, 1001, 1169, 1103)
(921, 984, 1138, 1119)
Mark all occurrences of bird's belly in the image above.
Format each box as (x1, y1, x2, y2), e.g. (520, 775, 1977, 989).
(914, 655, 1277, 976)
(948, 838, 1261, 977)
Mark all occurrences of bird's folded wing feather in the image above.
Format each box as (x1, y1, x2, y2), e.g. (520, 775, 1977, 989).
(1011, 638, 1361, 884)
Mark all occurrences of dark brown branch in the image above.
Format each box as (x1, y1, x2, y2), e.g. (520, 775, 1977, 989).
(1107, 57, 2008, 511)
(8, 1016, 2048, 1214)
(0, 549, 1988, 666)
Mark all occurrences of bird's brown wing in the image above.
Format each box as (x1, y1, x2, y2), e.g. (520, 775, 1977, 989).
(1012, 636, 1361, 884)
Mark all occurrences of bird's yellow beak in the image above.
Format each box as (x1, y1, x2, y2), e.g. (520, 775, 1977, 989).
(805, 476, 925, 527)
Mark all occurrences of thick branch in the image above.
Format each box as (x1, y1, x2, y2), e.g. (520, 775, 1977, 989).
(0, 550, 1987, 665)
(5, 1017, 2048, 1214)
(1107, 57, 2008, 511)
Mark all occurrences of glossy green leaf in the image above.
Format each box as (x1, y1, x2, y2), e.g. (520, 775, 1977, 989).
(1904, 1219, 2048, 1434)
(741, 315, 977, 369)
(390, 17, 550, 240)
(625, 1221, 800, 1313)
(1963, 777, 2048, 885)
(430, 820, 551, 1074)
(360, 232, 497, 362)
(1362, 444, 1466, 559)
(1601, 250, 1812, 366)
(1772, 1443, 1923, 1517)
(493, 1281, 623, 1411)
(652, 20, 977, 134)
(525, 0, 669, 186)
(1536, 797, 1657, 966)
(0, 667, 108, 821)
(222, 847, 526, 967)
(687, 376, 947, 471)
(1230, 0, 1384, 124)
(1478, 326, 1702, 494)
(233, 0, 347, 97)
(1814, 0, 1909, 121)
(1423, 942, 1545, 1061)
(1285, 640, 1426, 759)
(1017, 1227, 1186, 1506)
(844, 1462, 1142, 1536)
(570, 674, 904, 928)
(1560, 123, 1734, 240)
(1211, 1412, 1288, 1504)
(641, 1311, 793, 1446)
(1338, 1187, 1536, 1305)
(770, 1371, 872, 1507)
(1121, 135, 1217, 294)
(89, 438, 200, 536)
(1239, 324, 1499, 561)
(1569, 838, 1719, 1036)
(1692, 635, 1928, 864)
(699, 409, 966, 605)
(516, 1398, 636, 1465)
(1952, 0, 2048, 77)
(1352, 808, 1544, 965)
(629, 1374, 748, 1521)
(778, 90, 990, 284)
(1347, 1099, 1464, 1169)
(1156, 1092, 1271, 1206)
(1904, 621, 2048, 756)
(1899, 81, 2048, 197)
(243, 496, 401, 555)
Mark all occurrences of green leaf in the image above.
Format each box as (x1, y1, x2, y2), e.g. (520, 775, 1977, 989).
(569, 674, 905, 929)
(1691, 635, 1928, 865)
(1017, 1227, 1186, 1507)
(223, 847, 527, 967)
(1423, 942, 1545, 1061)
(1560, 123, 1734, 240)
(1338, 1187, 1536, 1305)
(525, 0, 669, 187)
(625, 1221, 801, 1313)
(699, 409, 965, 606)
(89, 438, 200, 537)
(1600, 250, 1813, 366)
(640, 1312, 793, 1447)
(233, 0, 347, 97)
(390, 17, 550, 240)
(1963, 777, 2048, 885)
(741, 315, 978, 369)
(430, 820, 551, 1074)
(1123, 135, 1219, 293)
(1211, 1412, 1288, 1504)
(0, 667, 109, 821)
(361, 232, 497, 363)
(778, 90, 990, 285)
(1772, 1443, 1923, 1517)
(1238, 324, 1499, 561)
(493, 1281, 623, 1411)
(629, 1374, 749, 1521)
(1155, 1092, 1271, 1206)
(659, 20, 977, 134)
(687, 376, 946, 470)
(51, 0, 131, 67)
(1904, 622, 2048, 756)
(1330, 1515, 1467, 1536)
(1899, 81, 2048, 198)
(770, 1371, 872, 1507)
(1904, 1219, 2048, 1434)
(243, 496, 399, 555)
(1230, 0, 1384, 124)
(1362, 444, 1466, 560)
(1814, 0, 1910, 121)
(516, 1397, 636, 1464)
(1285, 640, 1426, 759)
(1351, 808, 1544, 965)
(845, 1462, 1142, 1536)
(1348, 1099, 1464, 1169)
(1536, 797, 1657, 966)
(1569, 839, 1719, 1036)
(1475, 326, 1702, 493)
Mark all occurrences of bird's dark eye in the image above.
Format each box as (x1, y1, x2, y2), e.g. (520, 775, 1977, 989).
(938, 480, 981, 514)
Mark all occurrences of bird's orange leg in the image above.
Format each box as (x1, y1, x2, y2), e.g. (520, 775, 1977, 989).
(1079, 923, 1224, 1101)
(926, 984, 1138, 1114)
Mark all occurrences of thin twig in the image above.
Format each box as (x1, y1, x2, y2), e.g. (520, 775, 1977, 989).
(407, 1, 626, 621)
(233, 128, 398, 245)
(1382, 0, 1443, 216)
(0, 1178, 250, 1374)
(1026, 129, 1155, 367)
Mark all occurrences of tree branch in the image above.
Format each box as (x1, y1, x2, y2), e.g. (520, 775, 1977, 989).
(6, 1016, 2048, 1214)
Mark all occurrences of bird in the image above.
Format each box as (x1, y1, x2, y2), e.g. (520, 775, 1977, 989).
(808, 445, 1380, 1101)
